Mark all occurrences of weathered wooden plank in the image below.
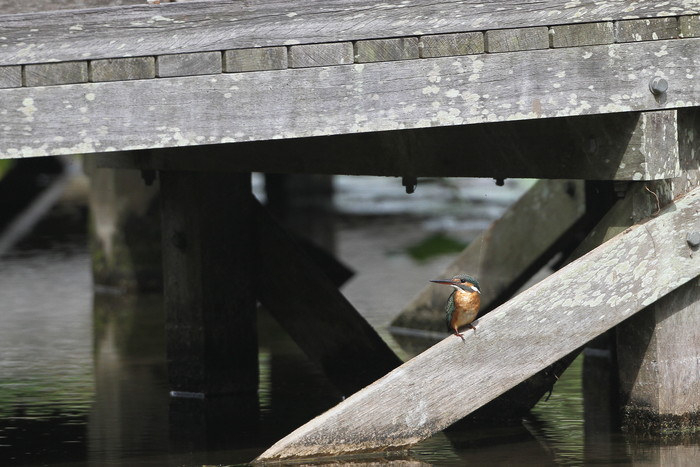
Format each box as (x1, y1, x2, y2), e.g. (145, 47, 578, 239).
(0, 0, 144, 14)
(223, 47, 287, 73)
(253, 198, 402, 396)
(391, 179, 586, 333)
(616, 18, 679, 43)
(255, 185, 700, 462)
(0, 65, 21, 88)
(24, 61, 88, 86)
(485, 27, 549, 52)
(156, 51, 222, 77)
(90, 57, 156, 82)
(159, 171, 258, 396)
(1, 1, 698, 66)
(551, 22, 614, 47)
(2, 38, 697, 159)
(288, 43, 354, 68)
(680, 14, 700, 37)
(355, 38, 420, 63)
(92, 111, 680, 181)
(419, 32, 484, 58)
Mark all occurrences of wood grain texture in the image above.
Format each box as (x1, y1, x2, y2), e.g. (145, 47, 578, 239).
(90, 57, 156, 82)
(419, 32, 484, 58)
(156, 51, 222, 77)
(255, 185, 700, 461)
(616, 18, 679, 42)
(288, 43, 354, 68)
(23, 61, 88, 86)
(355, 38, 420, 63)
(254, 198, 402, 396)
(551, 22, 614, 47)
(485, 27, 549, 52)
(0, 66, 21, 88)
(223, 47, 288, 73)
(1, 1, 698, 66)
(2, 38, 698, 159)
(391, 179, 586, 333)
(0, 0, 144, 14)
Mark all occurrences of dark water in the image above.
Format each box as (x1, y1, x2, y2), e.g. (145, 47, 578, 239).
(1, 177, 699, 466)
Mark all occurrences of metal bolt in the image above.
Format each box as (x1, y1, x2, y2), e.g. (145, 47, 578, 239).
(649, 77, 668, 96)
(402, 176, 417, 194)
(686, 231, 700, 248)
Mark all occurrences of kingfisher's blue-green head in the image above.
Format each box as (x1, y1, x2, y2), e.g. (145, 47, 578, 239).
(430, 274, 481, 294)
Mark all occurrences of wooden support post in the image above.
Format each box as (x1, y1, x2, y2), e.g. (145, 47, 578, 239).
(255, 185, 700, 462)
(159, 171, 258, 396)
(253, 197, 402, 396)
(85, 157, 162, 292)
(615, 107, 700, 432)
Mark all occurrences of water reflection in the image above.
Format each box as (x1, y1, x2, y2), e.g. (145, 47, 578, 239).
(89, 293, 168, 464)
(2, 231, 700, 465)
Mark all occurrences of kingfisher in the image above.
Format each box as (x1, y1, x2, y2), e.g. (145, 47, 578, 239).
(431, 274, 481, 340)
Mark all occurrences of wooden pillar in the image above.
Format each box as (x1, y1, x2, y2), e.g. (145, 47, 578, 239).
(616, 108, 700, 431)
(159, 171, 258, 396)
(264, 173, 336, 253)
(85, 157, 162, 292)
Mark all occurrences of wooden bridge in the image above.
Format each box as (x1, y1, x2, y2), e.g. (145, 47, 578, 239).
(2, 0, 699, 462)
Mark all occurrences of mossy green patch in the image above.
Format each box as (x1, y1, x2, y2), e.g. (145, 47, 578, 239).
(405, 232, 467, 261)
(0, 160, 15, 180)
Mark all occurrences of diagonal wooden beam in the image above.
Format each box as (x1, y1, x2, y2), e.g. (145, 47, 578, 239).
(255, 185, 700, 462)
(253, 197, 402, 396)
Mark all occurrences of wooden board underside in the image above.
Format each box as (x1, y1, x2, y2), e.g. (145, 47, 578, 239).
(1, 0, 697, 66)
(94, 111, 680, 180)
(255, 185, 700, 461)
(2, 38, 698, 159)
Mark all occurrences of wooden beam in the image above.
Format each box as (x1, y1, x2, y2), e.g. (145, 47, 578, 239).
(255, 185, 700, 461)
(159, 171, 258, 396)
(253, 197, 402, 396)
(92, 110, 676, 181)
(2, 1, 697, 66)
(3, 38, 697, 159)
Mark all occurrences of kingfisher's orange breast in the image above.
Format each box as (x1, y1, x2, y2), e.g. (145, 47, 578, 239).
(451, 289, 480, 328)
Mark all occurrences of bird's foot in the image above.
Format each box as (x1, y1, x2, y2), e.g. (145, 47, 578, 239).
(453, 331, 465, 342)
(468, 320, 479, 334)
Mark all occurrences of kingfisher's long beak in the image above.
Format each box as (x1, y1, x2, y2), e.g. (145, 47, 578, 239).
(430, 279, 454, 285)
